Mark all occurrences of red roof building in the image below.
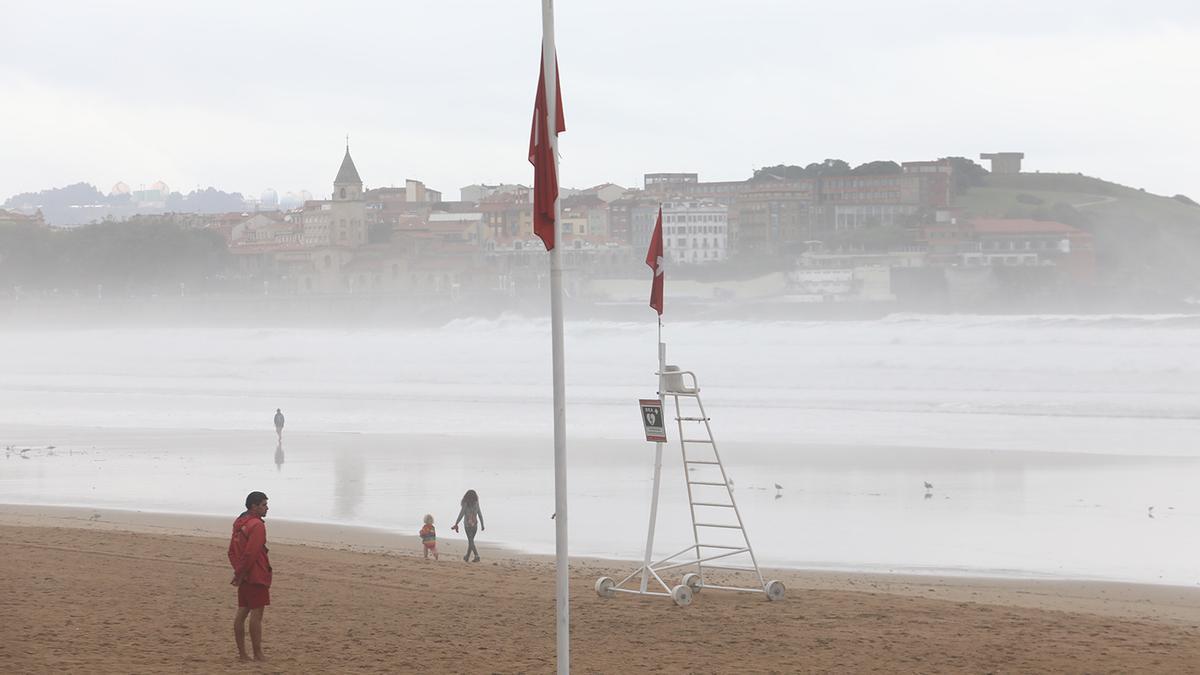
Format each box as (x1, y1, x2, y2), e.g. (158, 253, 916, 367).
(921, 218, 1095, 281)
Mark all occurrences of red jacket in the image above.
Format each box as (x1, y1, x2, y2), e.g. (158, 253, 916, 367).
(228, 513, 272, 587)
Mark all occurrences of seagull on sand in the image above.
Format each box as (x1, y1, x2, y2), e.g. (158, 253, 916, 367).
(774, 483, 783, 491)
(1148, 506, 1155, 519)
(924, 481, 933, 490)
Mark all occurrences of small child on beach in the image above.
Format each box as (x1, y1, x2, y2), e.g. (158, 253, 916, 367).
(419, 514, 438, 560)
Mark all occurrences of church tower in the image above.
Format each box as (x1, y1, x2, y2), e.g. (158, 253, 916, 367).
(334, 144, 363, 201)
(330, 142, 367, 246)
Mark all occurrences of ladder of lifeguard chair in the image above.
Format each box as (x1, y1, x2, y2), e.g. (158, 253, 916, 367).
(669, 388, 766, 591)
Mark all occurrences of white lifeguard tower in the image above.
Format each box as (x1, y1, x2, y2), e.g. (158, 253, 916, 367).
(595, 346, 785, 607)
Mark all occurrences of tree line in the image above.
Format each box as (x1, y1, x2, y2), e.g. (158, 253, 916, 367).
(752, 157, 988, 193)
(0, 219, 231, 295)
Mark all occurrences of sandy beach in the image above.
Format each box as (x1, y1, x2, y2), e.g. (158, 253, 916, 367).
(2, 505, 1198, 673)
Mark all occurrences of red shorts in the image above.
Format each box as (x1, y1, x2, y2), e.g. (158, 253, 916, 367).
(238, 583, 271, 609)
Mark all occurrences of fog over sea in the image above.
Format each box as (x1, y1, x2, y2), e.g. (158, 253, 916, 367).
(3, 314, 1199, 585)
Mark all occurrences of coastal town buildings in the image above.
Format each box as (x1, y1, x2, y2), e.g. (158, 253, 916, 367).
(460, 183, 530, 203)
(661, 199, 729, 264)
(920, 216, 1095, 282)
(732, 179, 817, 257)
(4, 143, 1117, 307)
(230, 213, 298, 246)
(644, 162, 956, 258)
(612, 193, 659, 248)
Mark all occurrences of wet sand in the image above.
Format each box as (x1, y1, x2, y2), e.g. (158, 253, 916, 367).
(2, 505, 1199, 673)
(6, 423, 1199, 585)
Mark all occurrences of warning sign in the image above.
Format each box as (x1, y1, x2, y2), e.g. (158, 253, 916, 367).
(639, 398, 667, 442)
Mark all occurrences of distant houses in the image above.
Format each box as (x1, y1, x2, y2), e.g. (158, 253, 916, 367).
(2, 147, 1114, 305)
(178, 147, 1102, 302)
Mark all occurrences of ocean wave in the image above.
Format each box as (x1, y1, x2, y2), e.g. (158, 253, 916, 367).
(880, 312, 1200, 329)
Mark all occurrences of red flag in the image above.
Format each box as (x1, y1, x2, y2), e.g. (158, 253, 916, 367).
(646, 207, 664, 315)
(528, 52, 566, 251)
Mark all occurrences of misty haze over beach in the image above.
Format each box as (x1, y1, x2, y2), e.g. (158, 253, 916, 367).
(2, 0, 1199, 629)
(4, 3, 1200, 671)
(3, 314, 1198, 584)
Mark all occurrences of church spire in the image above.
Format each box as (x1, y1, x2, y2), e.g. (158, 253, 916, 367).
(334, 144, 362, 186)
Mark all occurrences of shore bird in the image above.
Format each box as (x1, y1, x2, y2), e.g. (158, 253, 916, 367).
(923, 481, 933, 490)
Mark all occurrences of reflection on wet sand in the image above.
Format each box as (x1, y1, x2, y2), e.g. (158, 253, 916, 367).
(2, 426, 1197, 583)
(333, 449, 366, 519)
(274, 441, 284, 471)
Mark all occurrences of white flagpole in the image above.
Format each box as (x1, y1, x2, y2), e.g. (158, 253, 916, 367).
(640, 319, 665, 593)
(541, 2, 569, 673)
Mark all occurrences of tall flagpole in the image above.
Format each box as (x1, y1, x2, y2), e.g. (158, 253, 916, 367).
(640, 318, 665, 592)
(641, 205, 666, 593)
(540, 2, 569, 673)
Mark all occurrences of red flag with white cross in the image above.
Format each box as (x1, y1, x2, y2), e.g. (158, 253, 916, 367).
(646, 207, 664, 315)
(528, 52, 566, 251)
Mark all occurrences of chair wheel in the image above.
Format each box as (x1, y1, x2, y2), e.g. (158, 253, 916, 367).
(671, 584, 694, 607)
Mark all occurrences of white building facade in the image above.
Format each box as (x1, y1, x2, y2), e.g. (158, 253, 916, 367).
(662, 200, 728, 264)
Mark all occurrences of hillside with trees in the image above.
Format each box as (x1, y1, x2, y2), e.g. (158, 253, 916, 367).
(955, 173, 1200, 300)
(0, 219, 231, 296)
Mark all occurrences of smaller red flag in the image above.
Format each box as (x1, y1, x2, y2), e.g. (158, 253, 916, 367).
(528, 52, 566, 251)
(646, 207, 664, 315)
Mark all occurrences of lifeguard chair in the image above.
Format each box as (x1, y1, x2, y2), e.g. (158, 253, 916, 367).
(596, 357, 785, 607)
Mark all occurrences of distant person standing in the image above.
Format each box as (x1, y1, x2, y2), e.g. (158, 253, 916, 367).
(451, 489, 485, 562)
(229, 491, 272, 662)
(273, 409, 285, 441)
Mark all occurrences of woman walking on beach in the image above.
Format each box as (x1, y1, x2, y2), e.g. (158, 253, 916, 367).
(451, 489, 484, 562)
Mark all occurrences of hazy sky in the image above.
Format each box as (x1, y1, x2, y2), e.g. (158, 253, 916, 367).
(2, 1, 1198, 202)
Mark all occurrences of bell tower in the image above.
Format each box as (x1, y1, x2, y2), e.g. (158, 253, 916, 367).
(334, 139, 363, 201)
(329, 138, 367, 246)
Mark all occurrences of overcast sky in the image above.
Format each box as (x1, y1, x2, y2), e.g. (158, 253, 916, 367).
(2, 1, 1198, 202)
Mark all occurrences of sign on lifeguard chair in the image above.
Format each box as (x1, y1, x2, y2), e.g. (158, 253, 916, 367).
(639, 399, 666, 442)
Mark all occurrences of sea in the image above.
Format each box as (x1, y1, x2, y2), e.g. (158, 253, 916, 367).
(2, 313, 1198, 585)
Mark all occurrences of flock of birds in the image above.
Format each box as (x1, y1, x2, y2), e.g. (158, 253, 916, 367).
(719, 477, 1169, 518)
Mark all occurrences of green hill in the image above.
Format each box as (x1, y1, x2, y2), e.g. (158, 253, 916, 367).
(955, 173, 1200, 300)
